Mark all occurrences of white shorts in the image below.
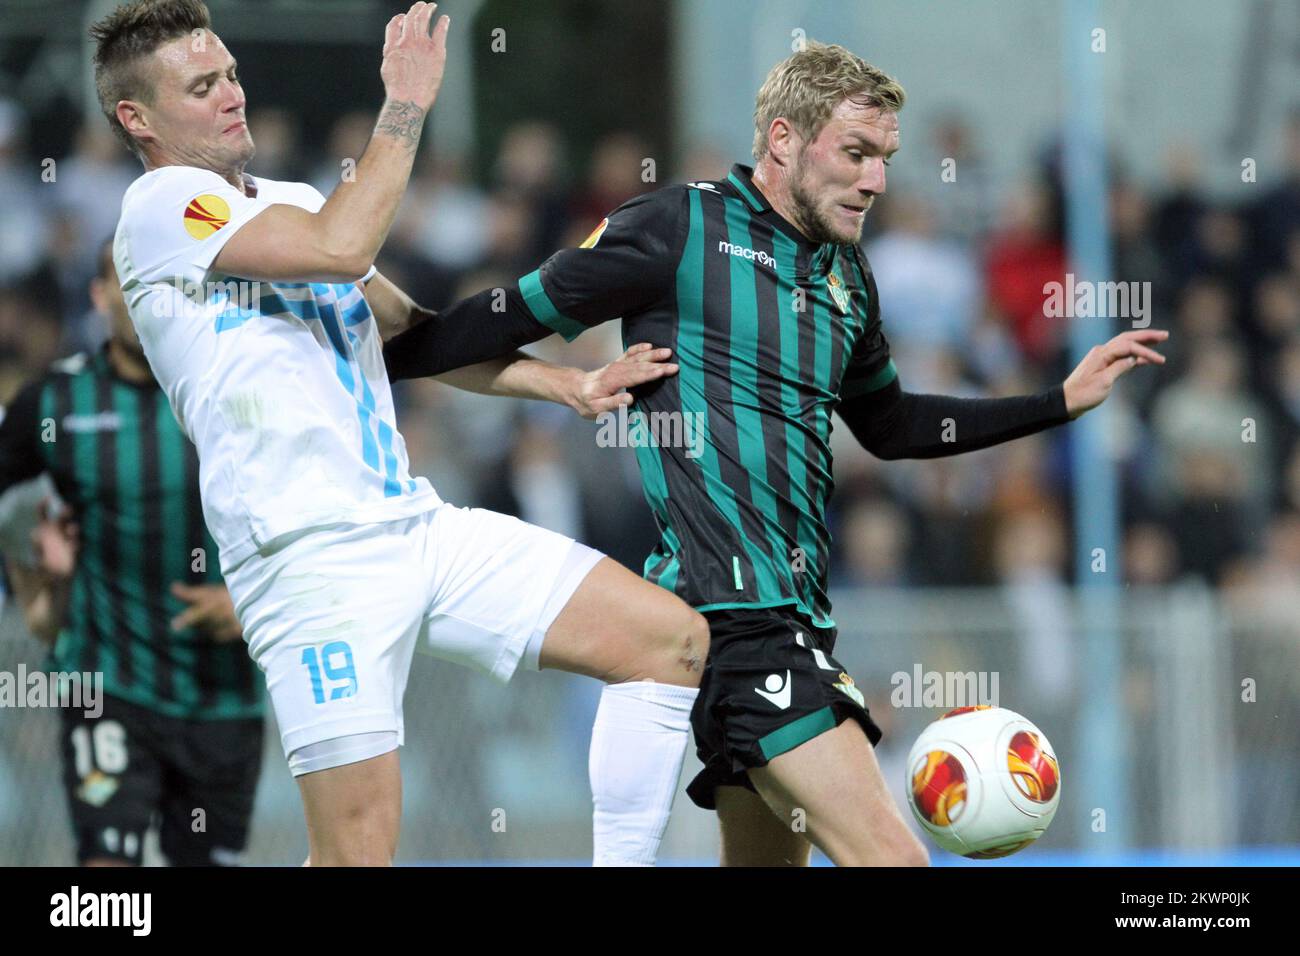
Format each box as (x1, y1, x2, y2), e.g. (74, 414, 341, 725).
(223, 503, 604, 773)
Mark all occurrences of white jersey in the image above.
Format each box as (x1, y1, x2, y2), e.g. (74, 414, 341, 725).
(114, 165, 439, 572)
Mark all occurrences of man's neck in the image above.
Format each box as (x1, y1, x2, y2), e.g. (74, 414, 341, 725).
(107, 338, 155, 387)
(750, 159, 810, 241)
(144, 154, 246, 194)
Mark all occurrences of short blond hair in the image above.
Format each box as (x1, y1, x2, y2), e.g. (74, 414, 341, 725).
(753, 42, 905, 160)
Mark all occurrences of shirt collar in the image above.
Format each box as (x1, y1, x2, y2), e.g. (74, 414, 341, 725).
(726, 163, 831, 259)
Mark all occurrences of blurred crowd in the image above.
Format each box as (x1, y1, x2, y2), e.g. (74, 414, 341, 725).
(3, 96, 1300, 612)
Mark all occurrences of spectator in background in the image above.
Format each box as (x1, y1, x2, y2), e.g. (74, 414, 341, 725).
(378, 153, 468, 314)
(675, 143, 729, 185)
(244, 107, 302, 182)
(983, 182, 1067, 365)
(1124, 521, 1181, 585)
(1110, 176, 1166, 305)
(1150, 338, 1269, 582)
(865, 194, 982, 390)
(837, 497, 913, 587)
(49, 126, 136, 275)
(478, 189, 543, 277)
(0, 289, 63, 403)
(493, 121, 570, 260)
(567, 131, 652, 233)
(478, 404, 586, 542)
(1170, 277, 1235, 351)
(1192, 208, 1250, 297)
(307, 109, 374, 197)
(993, 508, 1074, 708)
(1280, 440, 1300, 514)
(0, 99, 49, 287)
(883, 111, 997, 247)
(403, 152, 492, 271)
(1249, 108, 1300, 275)
(1153, 145, 1208, 289)
(1266, 333, 1300, 457)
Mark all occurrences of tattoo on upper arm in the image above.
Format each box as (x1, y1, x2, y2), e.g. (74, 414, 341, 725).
(375, 100, 426, 149)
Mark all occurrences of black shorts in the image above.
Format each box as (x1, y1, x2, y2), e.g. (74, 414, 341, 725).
(686, 606, 883, 810)
(60, 693, 264, 866)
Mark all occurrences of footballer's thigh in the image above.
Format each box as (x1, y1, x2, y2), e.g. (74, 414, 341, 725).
(748, 719, 928, 867)
(225, 517, 431, 865)
(715, 784, 812, 867)
(685, 607, 922, 866)
(418, 503, 706, 688)
(540, 556, 707, 687)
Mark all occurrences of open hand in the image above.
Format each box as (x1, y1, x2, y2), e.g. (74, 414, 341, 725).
(380, 2, 451, 113)
(572, 343, 680, 420)
(1063, 329, 1169, 418)
(170, 582, 243, 643)
(30, 497, 78, 579)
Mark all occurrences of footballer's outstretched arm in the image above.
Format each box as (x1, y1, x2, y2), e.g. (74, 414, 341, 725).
(839, 329, 1168, 460)
(367, 272, 679, 416)
(435, 343, 680, 420)
(382, 187, 686, 379)
(365, 269, 675, 414)
(212, 6, 450, 282)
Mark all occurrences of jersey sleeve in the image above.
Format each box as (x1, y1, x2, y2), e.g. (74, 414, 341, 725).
(0, 380, 48, 497)
(840, 261, 898, 400)
(117, 166, 274, 284)
(516, 187, 687, 342)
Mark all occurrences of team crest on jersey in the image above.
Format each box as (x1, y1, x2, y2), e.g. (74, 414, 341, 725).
(183, 193, 231, 240)
(579, 218, 609, 249)
(827, 273, 850, 314)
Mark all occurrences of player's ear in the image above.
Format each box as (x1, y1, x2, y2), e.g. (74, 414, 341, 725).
(116, 100, 151, 148)
(768, 117, 798, 167)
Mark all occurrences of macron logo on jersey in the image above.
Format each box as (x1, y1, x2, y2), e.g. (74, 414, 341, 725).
(718, 240, 775, 269)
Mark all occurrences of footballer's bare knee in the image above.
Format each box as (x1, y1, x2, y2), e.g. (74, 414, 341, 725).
(635, 603, 708, 686)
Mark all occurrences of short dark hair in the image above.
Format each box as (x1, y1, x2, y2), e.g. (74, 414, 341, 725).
(90, 0, 213, 158)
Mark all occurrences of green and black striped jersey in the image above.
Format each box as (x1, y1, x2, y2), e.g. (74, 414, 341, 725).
(517, 164, 898, 626)
(0, 346, 262, 720)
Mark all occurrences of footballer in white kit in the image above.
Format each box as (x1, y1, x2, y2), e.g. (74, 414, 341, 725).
(115, 165, 594, 770)
(97, 0, 708, 867)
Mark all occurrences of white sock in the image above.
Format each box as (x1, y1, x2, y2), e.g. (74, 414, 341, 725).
(589, 680, 698, 866)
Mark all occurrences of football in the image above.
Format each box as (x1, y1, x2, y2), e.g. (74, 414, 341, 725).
(906, 705, 1061, 859)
